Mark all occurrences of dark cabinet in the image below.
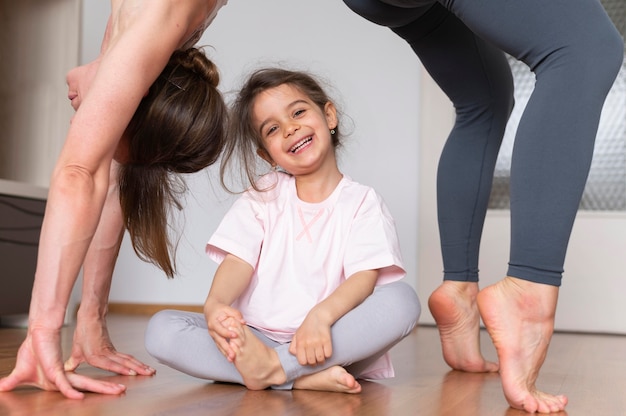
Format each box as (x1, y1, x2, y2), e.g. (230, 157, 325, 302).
(0, 181, 47, 318)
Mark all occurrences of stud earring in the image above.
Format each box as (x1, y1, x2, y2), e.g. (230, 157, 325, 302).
(330, 129, 336, 135)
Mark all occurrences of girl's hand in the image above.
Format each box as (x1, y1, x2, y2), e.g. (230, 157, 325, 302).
(64, 316, 155, 377)
(205, 303, 245, 362)
(289, 312, 333, 366)
(0, 327, 126, 399)
(288, 270, 378, 367)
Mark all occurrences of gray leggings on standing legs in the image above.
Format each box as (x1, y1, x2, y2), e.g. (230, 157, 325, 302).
(343, 0, 624, 286)
(144, 281, 420, 389)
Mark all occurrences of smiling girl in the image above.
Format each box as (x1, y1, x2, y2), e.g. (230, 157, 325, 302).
(145, 68, 421, 392)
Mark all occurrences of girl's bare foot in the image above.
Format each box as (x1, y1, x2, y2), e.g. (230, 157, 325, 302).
(428, 281, 498, 372)
(477, 276, 568, 413)
(294, 366, 362, 393)
(228, 322, 287, 390)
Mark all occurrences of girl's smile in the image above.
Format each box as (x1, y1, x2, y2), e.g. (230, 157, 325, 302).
(289, 136, 313, 153)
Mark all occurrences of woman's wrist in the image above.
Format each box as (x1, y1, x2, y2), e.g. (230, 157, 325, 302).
(76, 302, 108, 324)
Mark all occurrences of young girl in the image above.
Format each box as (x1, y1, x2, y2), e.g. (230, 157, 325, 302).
(145, 68, 421, 392)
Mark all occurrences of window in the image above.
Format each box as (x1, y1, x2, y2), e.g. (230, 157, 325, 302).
(488, 0, 626, 210)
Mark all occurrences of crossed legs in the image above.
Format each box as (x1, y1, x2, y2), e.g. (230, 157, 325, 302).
(145, 281, 420, 392)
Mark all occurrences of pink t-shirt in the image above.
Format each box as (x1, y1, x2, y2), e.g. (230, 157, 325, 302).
(207, 172, 406, 378)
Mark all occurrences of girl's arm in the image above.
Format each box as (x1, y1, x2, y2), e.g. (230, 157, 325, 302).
(289, 270, 379, 366)
(204, 254, 254, 362)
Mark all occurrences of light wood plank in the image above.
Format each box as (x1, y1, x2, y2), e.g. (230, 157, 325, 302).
(1, 314, 626, 415)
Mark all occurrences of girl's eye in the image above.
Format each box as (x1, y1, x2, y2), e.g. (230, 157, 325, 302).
(265, 126, 278, 136)
(294, 109, 305, 117)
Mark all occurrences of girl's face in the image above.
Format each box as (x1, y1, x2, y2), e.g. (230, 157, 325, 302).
(252, 84, 338, 177)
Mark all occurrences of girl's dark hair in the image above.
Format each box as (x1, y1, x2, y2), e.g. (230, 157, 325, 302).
(221, 68, 342, 193)
(119, 47, 227, 277)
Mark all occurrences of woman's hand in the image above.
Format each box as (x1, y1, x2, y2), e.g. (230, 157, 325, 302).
(289, 312, 333, 366)
(0, 327, 126, 399)
(64, 316, 155, 377)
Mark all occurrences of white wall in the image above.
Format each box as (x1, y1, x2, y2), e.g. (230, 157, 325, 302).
(77, 1, 421, 307)
(79, 1, 626, 333)
(0, 0, 78, 187)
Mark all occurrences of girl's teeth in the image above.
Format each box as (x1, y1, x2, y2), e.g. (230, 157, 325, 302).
(291, 137, 311, 153)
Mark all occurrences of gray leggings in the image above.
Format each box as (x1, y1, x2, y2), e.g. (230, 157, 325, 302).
(144, 281, 420, 389)
(343, 0, 624, 286)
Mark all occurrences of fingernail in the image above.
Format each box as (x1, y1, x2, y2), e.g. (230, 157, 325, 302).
(128, 370, 137, 376)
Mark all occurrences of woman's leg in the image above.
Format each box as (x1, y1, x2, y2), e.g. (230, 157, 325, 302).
(365, 0, 623, 285)
(446, 0, 622, 412)
(345, 2, 514, 285)
(344, 0, 623, 412)
(343, 0, 514, 374)
(434, 0, 623, 287)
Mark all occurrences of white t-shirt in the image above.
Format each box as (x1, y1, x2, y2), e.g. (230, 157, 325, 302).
(207, 172, 406, 376)
(208, 171, 406, 338)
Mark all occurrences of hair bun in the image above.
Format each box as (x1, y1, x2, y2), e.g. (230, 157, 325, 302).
(173, 47, 220, 88)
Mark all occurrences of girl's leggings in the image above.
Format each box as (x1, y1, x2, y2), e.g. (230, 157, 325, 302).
(144, 281, 420, 389)
(343, 0, 623, 286)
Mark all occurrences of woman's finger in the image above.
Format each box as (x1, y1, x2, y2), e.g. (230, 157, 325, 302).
(66, 372, 126, 395)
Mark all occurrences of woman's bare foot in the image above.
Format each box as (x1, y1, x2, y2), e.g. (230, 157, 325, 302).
(293, 366, 362, 394)
(477, 276, 568, 413)
(428, 281, 498, 372)
(227, 322, 287, 390)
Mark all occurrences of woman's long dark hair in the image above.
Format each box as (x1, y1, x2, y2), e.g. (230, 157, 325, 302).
(119, 47, 227, 277)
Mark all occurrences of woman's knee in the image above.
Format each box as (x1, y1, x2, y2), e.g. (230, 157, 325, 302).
(540, 17, 623, 95)
(583, 28, 621, 88)
(457, 57, 514, 130)
(588, 27, 624, 90)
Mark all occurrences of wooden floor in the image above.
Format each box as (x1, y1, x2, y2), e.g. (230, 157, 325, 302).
(1, 314, 626, 415)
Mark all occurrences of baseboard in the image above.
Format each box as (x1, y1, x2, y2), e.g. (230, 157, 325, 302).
(107, 303, 203, 315)
(2, 303, 202, 328)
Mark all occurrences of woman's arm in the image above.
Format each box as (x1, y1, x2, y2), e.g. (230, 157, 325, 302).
(289, 270, 379, 366)
(63, 161, 155, 377)
(30, 0, 209, 339)
(0, 0, 221, 399)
